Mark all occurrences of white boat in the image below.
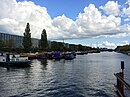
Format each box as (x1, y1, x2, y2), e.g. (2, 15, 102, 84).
(0, 53, 31, 67)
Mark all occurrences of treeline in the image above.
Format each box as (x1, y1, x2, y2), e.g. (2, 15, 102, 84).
(0, 40, 97, 53)
(49, 42, 93, 52)
(115, 44, 130, 54)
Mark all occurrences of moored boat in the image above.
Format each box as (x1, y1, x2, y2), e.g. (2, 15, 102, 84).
(20, 53, 37, 59)
(51, 52, 63, 60)
(76, 51, 88, 55)
(63, 52, 76, 60)
(0, 53, 31, 67)
(20, 51, 48, 59)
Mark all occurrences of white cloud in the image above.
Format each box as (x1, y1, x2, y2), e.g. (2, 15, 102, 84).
(0, 0, 130, 40)
(52, 15, 78, 39)
(121, 0, 130, 17)
(97, 41, 129, 49)
(122, 8, 130, 17)
(124, 18, 130, 22)
(76, 4, 121, 38)
(100, 1, 120, 16)
(99, 41, 117, 49)
(117, 41, 129, 46)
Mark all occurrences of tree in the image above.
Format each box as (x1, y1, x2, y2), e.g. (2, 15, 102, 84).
(40, 29, 48, 50)
(50, 41, 63, 51)
(22, 23, 32, 52)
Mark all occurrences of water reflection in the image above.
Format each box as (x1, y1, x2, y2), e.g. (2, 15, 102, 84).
(0, 52, 130, 97)
(38, 59, 48, 70)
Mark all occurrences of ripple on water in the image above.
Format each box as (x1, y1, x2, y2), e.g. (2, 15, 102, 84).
(0, 52, 130, 97)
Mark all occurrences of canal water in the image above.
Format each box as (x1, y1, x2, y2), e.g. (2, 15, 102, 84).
(0, 52, 130, 97)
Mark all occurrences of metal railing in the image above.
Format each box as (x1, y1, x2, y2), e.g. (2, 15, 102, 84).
(114, 61, 130, 97)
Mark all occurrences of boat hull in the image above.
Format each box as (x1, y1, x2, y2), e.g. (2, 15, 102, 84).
(0, 60, 31, 67)
(64, 53, 75, 60)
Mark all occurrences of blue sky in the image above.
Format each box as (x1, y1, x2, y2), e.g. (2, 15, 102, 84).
(1, 0, 130, 48)
(17, 0, 127, 20)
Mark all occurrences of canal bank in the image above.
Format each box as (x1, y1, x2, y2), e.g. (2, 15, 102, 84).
(0, 52, 130, 97)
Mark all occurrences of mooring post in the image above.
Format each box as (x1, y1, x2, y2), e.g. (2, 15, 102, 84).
(121, 61, 124, 95)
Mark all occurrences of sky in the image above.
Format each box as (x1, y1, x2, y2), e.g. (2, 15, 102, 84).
(0, 0, 130, 49)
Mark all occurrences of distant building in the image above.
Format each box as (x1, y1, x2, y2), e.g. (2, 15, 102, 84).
(0, 32, 39, 48)
(0, 32, 90, 51)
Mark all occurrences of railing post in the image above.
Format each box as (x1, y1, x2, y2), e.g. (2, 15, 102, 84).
(115, 61, 125, 97)
(120, 61, 124, 95)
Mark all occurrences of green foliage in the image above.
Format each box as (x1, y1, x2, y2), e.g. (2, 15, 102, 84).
(120, 45, 130, 51)
(115, 44, 130, 52)
(40, 29, 48, 50)
(50, 41, 63, 51)
(77, 44, 88, 51)
(68, 44, 78, 51)
(22, 23, 32, 52)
